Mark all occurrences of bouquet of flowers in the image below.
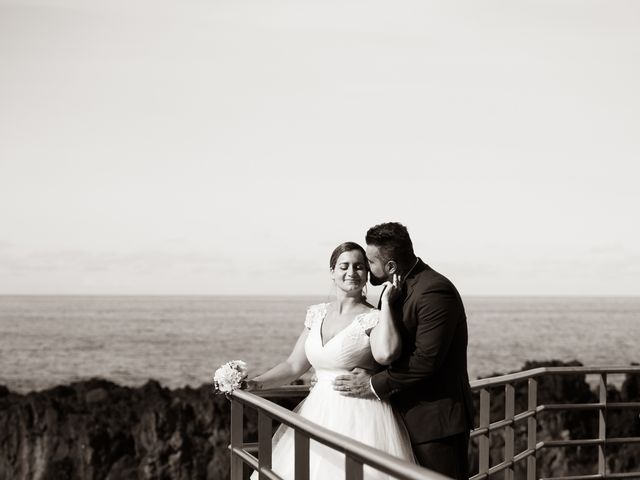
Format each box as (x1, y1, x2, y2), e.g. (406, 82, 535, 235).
(213, 360, 248, 394)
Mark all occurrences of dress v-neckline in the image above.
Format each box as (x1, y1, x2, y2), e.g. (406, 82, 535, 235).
(319, 310, 366, 348)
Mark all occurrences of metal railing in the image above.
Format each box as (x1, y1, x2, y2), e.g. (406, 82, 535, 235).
(229, 386, 451, 480)
(469, 366, 640, 480)
(228, 366, 640, 480)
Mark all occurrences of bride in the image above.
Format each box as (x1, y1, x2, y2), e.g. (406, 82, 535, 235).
(246, 241, 416, 479)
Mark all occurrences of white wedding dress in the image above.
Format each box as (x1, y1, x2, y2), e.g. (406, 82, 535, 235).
(251, 303, 416, 480)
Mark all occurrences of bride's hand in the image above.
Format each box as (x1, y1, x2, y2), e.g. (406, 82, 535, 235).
(380, 273, 403, 304)
(244, 379, 262, 391)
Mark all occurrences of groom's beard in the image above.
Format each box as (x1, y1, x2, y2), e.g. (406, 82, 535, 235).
(368, 273, 387, 286)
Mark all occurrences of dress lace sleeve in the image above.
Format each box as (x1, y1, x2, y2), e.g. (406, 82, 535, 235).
(354, 309, 380, 336)
(304, 303, 328, 329)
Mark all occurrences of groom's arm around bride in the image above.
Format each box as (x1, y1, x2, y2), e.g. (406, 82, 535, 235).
(334, 222, 474, 480)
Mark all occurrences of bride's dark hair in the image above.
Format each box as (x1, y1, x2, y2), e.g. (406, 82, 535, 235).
(329, 242, 368, 270)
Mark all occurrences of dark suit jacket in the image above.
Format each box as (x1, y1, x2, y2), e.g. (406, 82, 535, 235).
(371, 260, 474, 444)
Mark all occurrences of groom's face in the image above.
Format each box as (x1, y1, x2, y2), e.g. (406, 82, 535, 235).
(365, 245, 390, 286)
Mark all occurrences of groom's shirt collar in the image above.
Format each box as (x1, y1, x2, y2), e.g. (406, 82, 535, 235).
(404, 258, 428, 296)
(404, 257, 421, 279)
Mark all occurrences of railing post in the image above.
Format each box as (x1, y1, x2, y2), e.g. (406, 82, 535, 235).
(505, 383, 515, 480)
(599, 373, 608, 478)
(527, 378, 537, 480)
(345, 456, 363, 480)
(258, 411, 272, 479)
(230, 399, 244, 480)
(479, 388, 491, 475)
(294, 430, 310, 480)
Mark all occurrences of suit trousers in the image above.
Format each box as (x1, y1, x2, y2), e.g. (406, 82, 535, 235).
(412, 430, 470, 480)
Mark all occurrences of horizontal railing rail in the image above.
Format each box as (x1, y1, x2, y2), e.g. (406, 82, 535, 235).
(228, 366, 640, 480)
(470, 366, 640, 389)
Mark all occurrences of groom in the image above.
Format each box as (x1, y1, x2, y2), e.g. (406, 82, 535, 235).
(333, 222, 474, 479)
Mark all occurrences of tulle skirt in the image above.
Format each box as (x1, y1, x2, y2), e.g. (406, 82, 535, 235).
(250, 378, 416, 480)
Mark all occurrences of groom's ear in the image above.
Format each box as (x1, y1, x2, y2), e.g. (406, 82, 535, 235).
(386, 261, 398, 275)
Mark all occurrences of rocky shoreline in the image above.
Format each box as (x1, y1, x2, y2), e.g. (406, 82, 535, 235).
(1, 361, 638, 480)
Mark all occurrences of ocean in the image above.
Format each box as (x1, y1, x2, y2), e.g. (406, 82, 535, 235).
(0, 295, 638, 393)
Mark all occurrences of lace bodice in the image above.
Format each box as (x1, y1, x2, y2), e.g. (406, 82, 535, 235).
(304, 303, 380, 378)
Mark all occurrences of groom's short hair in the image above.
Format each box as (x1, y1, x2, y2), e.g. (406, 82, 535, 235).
(366, 222, 415, 265)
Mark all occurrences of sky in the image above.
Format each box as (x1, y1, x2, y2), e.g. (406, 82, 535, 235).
(0, 0, 639, 295)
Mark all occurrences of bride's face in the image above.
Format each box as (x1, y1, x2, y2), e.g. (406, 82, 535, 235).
(331, 250, 368, 294)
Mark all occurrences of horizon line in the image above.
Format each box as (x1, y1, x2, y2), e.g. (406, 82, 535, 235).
(1, 293, 639, 298)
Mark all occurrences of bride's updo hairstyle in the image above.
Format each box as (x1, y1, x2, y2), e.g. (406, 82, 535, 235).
(329, 242, 368, 270)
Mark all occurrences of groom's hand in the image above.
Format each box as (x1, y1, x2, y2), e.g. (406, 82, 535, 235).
(333, 367, 375, 399)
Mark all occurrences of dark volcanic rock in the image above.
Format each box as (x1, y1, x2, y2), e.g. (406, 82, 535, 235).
(0, 379, 299, 480)
(0, 379, 216, 479)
